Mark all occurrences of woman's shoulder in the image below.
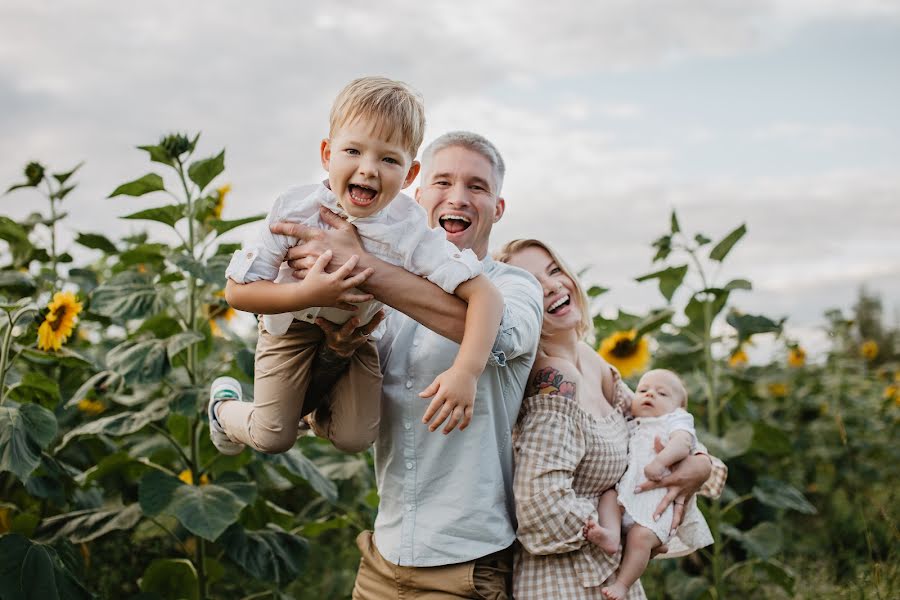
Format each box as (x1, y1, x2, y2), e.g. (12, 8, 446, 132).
(526, 355, 579, 400)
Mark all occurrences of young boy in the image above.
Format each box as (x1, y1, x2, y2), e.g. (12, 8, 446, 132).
(208, 77, 504, 456)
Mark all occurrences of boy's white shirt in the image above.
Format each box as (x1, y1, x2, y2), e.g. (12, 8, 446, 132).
(225, 182, 482, 335)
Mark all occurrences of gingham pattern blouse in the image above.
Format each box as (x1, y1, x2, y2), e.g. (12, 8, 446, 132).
(512, 369, 727, 599)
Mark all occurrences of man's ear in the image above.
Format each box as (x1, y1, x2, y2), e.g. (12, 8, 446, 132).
(402, 160, 421, 189)
(493, 197, 506, 223)
(320, 139, 331, 171)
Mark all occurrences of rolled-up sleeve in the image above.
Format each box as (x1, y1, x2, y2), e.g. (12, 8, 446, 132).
(487, 267, 542, 368)
(514, 407, 597, 555)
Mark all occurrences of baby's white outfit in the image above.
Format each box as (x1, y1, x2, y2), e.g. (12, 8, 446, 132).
(225, 182, 482, 335)
(616, 408, 714, 558)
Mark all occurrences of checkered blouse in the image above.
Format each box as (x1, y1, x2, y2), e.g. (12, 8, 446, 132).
(512, 369, 727, 599)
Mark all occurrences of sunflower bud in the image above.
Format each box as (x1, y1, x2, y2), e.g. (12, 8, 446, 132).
(160, 133, 193, 161)
(25, 162, 45, 186)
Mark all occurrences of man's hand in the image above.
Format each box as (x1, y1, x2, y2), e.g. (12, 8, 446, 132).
(271, 207, 367, 279)
(301, 251, 374, 310)
(635, 436, 712, 533)
(315, 309, 386, 359)
(419, 366, 477, 434)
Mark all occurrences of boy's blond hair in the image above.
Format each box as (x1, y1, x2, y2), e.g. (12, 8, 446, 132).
(329, 76, 426, 159)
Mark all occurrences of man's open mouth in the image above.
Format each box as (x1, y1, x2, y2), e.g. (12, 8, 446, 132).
(547, 294, 570, 314)
(348, 184, 378, 206)
(439, 214, 471, 234)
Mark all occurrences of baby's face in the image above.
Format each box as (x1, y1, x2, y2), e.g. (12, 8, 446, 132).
(321, 119, 418, 219)
(632, 370, 684, 418)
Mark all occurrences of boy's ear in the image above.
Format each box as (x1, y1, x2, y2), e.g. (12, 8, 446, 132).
(402, 160, 421, 189)
(320, 139, 331, 170)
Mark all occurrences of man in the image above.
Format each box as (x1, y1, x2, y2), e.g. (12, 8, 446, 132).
(271, 132, 716, 598)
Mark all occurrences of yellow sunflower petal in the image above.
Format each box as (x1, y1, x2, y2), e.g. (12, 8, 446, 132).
(598, 329, 650, 378)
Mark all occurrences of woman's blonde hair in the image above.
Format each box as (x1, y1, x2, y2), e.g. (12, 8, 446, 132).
(495, 239, 594, 342)
(329, 76, 426, 158)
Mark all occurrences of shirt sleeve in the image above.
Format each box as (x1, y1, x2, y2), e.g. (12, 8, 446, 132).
(224, 188, 312, 283)
(513, 405, 596, 555)
(667, 410, 697, 449)
(487, 266, 543, 368)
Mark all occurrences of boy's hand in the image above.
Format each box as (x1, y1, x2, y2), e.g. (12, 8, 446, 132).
(419, 366, 477, 434)
(301, 250, 374, 310)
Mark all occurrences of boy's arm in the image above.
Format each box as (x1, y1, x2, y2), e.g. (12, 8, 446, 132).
(225, 252, 374, 314)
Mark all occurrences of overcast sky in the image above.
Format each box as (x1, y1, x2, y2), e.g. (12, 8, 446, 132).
(2, 1, 899, 351)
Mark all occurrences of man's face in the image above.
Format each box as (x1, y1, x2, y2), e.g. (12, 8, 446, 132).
(415, 145, 504, 259)
(321, 119, 419, 219)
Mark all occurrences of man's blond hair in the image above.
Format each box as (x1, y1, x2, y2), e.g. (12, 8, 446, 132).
(329, 76, 426, 159)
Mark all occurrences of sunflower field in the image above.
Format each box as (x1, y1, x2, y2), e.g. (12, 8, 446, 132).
(1, 134, 897, 599)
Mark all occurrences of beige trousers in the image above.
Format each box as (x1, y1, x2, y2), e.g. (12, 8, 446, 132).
(352, 530, 512, 600)
(217, 319, 381, 454)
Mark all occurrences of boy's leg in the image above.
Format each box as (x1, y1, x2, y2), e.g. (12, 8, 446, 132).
(216, 320, 321, 454)
(602, 525, 660, 600)
(307, 337, 382, 453)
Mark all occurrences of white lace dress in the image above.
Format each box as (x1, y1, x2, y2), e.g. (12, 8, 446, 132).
(616, 409, 714, 558)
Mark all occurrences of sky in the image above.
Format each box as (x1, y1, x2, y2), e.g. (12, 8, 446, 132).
(1, 1, 899, 356)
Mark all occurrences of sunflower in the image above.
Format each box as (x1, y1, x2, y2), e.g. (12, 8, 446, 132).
(767, 382, 789, 398)
(207, 295, 236, 337)
(178, 469, 209, 486)
(212, 183, 231, 219)
(787, 346, 806, 368)
(860, 340, 879, 361)
(37, 291, 83, 351)
(728, 348, 748, 368)
(884, 384, 899, 406)
(598, 330, 650, 378)
(77, 398, 105, 416)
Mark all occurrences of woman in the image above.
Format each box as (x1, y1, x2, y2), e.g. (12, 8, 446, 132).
(495, 239, 726, 600)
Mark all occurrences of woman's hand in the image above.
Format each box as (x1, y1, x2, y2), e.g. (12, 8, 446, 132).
(634, 436, 712, 534)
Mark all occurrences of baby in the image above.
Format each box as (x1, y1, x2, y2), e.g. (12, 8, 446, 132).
(584, 369, 713, 599)
(208, 76, 503, 456)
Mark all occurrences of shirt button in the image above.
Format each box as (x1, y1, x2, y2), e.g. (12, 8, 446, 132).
(404, 421, 411, 430)
(413, 340, 419, 347)
(405, 380, 413, 389)
(406, 504, 413, 512)
(246, 251, 253, 258)
(406, 461, 413, 470)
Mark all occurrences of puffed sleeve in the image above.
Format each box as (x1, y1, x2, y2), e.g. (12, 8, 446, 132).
(513, 401, 597, 555)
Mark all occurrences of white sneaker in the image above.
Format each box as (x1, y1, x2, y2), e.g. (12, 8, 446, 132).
(208, 376, 245, 456)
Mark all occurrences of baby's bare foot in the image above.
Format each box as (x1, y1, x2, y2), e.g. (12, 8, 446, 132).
(583, 520, 620, 555)
(601, 580, 629, 600)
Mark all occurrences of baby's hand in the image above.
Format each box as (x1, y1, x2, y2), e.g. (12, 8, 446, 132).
(419, 366, 477, 434)
(301, 251, 374, 310)
(644, 460, 666, 482)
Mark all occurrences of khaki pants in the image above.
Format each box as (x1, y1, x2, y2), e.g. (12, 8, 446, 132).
(217, 319, 381, 454)
(353, 530, 512, 600)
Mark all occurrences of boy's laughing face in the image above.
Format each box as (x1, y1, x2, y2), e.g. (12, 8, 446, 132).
(321, 119, 419, 218)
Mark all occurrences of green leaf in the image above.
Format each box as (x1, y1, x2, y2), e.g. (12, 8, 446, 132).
(122, 204, 184, 229)
(650, 234, 672, 262)
(0, 217, 29, 244)
(733, 521, 783, 559)
(209, 214, 265, 236)
(0, 403, 58, 480)
(137, 144, 174, 166)
(90, 272, 161, 320)
(709, 223, 747, 262)
(36, 504, 143, 543)
(684, 289, 731, 335)
(586, 285, 609, 298)
(699, 422, 754, 459)
(59, 397, 169, 447)
(758, 560, 796, 595)
(0, 535, 92, 600)
(663, 569, 708, 600)
(109, 173, 165, 197)
(138, 470, 256, 541)
(52, 163, 83, 186)
(52, 185, 76, 201)
(75, 233, 118, 254)
(0, 271, 37, 296)
(262, 448, 338, 502)
(166, 331, 204, 360)
(726, 311, 783, 344)
(139, 558, 199, 600)
(6, 371, 61, 405)
(724, 278, 752, 292)
(751, 422, 792, 457)
(106, 339, 169, 384)
(187, 150, 225, 192)
(219, 524, 308, 585)
(752, 477, 817, 514)
(694, 233, 712, 247)
(635, 264, 688, 302)
(670, 210, 681, 234)
(633, 308, 674, 338)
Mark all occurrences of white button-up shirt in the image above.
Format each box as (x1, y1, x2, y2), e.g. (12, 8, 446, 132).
(374, 257, 543, 566)
(225, 183, 482, 335)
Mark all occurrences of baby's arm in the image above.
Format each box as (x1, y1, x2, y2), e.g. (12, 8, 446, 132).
(644, 430, 694, 481)
(225, 251, 374, 315)
(419, 274, 504, 433)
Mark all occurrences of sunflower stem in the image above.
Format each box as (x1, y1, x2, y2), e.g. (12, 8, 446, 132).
(0, 312, 15, 404)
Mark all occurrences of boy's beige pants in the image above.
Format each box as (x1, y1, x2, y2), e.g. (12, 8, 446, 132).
(217, 319, 381, 454)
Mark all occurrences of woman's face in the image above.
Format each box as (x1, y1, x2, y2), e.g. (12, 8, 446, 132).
(506, 245, 582, 337)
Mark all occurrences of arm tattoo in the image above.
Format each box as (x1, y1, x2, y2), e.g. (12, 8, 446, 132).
(301, 345, 352, 417)
(527, 366, 577, 399)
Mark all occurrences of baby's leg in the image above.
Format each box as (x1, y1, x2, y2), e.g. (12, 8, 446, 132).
(307, 337, 382, 453)
(583, 489, 622, 555)
(601, 525, 661, 600)
(217, 320, 320, 454)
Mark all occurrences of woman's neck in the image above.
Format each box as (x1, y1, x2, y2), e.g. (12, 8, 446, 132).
(540, 328, 581, 366)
